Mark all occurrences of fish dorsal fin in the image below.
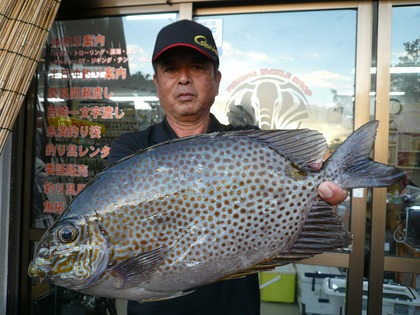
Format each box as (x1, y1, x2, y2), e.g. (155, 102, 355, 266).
(110, 246, 169, 289)
(108, 128, 327, 172)
(219, 200, 352, 281)
(243, 129, 327, 170)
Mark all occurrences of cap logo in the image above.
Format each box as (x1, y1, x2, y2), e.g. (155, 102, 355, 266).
(194, 35, 218, 56)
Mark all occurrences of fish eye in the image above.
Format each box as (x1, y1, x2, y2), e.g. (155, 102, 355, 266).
(57, 223, 78, 243)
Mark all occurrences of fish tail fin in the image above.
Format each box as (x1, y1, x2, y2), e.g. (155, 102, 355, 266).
(323, 120, 406, 189)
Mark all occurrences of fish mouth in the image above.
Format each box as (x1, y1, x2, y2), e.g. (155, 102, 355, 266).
(28, 258, 51, 282)
(29, 220, 111, 291)
(28, 253, 109, 290)
(28, 261, 60, 285)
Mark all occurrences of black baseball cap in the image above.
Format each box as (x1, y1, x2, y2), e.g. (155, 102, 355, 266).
(152, 19, 219, 66)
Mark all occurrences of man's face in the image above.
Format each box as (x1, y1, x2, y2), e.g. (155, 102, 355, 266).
(153, 47, 221, 123)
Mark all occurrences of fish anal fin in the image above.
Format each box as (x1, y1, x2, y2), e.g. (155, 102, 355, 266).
(110, 246, 169, 289)
(265, 201, 352, 265)
(219, 201, 352, 281)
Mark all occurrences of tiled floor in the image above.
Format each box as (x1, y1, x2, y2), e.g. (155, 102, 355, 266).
(261, 301, 300, 315)
(116, 300, 301, 314)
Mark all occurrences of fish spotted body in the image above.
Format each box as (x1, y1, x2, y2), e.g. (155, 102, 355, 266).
(29, 121, 405, 301)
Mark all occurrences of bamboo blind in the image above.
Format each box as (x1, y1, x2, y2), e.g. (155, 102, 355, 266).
(0, 0, 61, 154)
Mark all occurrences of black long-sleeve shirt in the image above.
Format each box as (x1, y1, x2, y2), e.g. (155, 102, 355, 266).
(108, 114, 260, 315)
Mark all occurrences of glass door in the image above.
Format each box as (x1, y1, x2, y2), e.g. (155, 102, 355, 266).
(16, 2, 420, 315)
(195, 6, 359, 315)
(29, 12, 177, 314)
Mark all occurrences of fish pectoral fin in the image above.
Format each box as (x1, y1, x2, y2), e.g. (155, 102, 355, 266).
(110, 246, 169, 289)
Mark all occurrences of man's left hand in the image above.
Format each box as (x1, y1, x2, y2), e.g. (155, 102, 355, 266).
(318, 182, 348, 205)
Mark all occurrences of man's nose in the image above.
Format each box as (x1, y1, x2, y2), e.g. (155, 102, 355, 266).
(178, 67, 191, 85)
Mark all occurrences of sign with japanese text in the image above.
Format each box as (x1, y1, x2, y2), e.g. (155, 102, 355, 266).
(36, 20, 132, 217)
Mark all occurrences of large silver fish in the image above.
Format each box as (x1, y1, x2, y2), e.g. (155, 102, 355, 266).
(29, 121, 405, 301)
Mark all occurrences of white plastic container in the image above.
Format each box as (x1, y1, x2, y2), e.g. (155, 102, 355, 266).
(295, 264, 345, 315)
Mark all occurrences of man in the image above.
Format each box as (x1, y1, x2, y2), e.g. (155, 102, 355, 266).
(109, 19, 347, 315)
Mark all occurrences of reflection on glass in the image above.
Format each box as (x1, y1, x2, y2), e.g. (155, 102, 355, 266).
(197, 10, 356, 137)
(387, 5, 420, 259)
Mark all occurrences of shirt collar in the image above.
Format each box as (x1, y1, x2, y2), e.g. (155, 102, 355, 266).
(153, 114, 224, 144)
